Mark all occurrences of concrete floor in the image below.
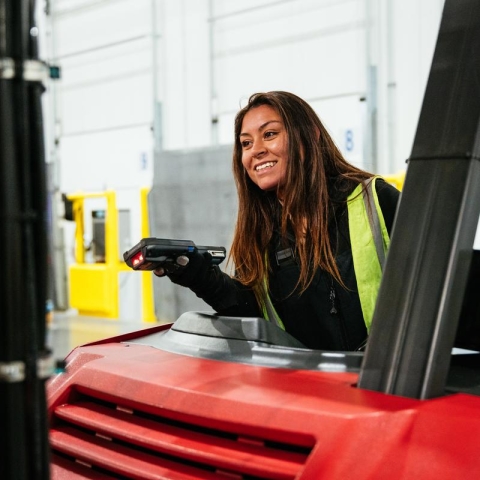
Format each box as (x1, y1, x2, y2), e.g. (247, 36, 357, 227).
(46, 309, 165, 361)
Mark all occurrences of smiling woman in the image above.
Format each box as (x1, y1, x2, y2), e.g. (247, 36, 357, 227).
(156, 91, 400, 351)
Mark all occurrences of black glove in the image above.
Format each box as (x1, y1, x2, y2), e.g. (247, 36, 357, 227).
(154, 251, 262, 316)
(153, 252, 194, 278)
(153, 251, 236, 310)
(156, 251, 211, 288)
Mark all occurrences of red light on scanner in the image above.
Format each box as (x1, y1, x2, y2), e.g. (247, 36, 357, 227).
(132, 252, 144, 267)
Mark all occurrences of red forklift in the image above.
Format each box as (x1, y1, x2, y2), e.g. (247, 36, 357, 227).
(4, 0, 480, 478)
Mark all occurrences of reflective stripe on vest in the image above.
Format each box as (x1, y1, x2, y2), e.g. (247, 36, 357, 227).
(348, 177, 390, 332)
(259, 177, 390, 333)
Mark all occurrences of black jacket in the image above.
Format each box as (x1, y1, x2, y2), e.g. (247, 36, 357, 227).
(192, 179, 400, 351)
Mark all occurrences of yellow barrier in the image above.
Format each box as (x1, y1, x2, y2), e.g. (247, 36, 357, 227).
(69, 263, 122, 317)
(68, 190, 156, 321)
(383, 171, 406, 191)
(68, 191, 121, 318)
(140, 187, 156, 322)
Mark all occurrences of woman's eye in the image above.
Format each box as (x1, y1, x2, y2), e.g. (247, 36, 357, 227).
(264, 131, 277, 139)
(241, 140, 252, 148)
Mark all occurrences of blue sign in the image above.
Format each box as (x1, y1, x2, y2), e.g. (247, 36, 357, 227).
(345, 129, 354, 152)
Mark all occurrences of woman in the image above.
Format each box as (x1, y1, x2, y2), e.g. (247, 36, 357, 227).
(156, 91, 400, 351)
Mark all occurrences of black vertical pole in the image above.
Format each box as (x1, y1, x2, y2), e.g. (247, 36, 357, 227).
(0, 0, 51, 478)
(358, 0, 480, 399)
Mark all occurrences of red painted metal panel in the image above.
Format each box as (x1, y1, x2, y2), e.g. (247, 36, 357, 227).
(48, 341, 480, 479)
(53, 401, 306, 478)
(51, 427, 236, 479)
(51, 454, 113, 479)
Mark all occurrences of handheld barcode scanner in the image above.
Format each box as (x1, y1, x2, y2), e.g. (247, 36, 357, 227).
(124, 237, 226, 271)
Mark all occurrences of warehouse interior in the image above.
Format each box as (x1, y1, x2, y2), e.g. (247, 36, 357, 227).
(39, 0, 480, 354)
(3, 0, 480, 478)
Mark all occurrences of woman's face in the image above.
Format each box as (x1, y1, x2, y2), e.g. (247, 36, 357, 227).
(240, 104, 289, 194)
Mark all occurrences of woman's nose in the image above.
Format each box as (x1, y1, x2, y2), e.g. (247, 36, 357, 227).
(251, 141, 266, 158)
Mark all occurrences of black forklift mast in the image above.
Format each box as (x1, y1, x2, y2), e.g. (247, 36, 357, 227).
(0, 0, 51, 479)
(359, 0, 480, 399)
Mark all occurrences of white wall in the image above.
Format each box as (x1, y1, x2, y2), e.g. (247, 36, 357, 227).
(43, 0, 157, 269)
(211, 0, 369, 167)
(42, 0, 446, 192)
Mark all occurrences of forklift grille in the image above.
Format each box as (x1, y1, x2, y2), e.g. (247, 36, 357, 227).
(50, 387, 313, 479)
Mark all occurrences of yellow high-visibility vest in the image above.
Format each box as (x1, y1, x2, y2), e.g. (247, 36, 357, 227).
(347, 177, 390, 332)
(259, 177, 390, 333)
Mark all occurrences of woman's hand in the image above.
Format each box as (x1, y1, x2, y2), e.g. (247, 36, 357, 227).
(153, 250, 258, 315)
(153, 255, 190, 278)
(153, 252, 212, 291)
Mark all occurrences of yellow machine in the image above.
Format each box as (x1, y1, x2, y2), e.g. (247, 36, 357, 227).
(67, 189, 156, 321)
(383, 171, 406, 191)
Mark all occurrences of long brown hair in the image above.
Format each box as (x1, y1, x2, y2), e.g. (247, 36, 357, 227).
(230, 91, 372, 293)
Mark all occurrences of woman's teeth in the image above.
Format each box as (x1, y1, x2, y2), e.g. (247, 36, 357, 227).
(256, 161, 276, 171)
